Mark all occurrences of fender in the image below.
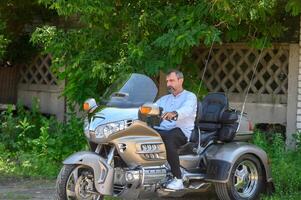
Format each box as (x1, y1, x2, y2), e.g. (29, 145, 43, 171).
(63, 151, 114, 195)
(204, 142, 272, 184)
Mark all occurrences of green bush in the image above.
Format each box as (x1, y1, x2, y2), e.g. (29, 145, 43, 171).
(1, 103, 301, 200)
(0, 103, 86, 178)
(253, 131, 301, 199)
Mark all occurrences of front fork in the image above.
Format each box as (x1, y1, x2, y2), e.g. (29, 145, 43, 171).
(63, 144, 116, 195)
(94, 144, 115, 166)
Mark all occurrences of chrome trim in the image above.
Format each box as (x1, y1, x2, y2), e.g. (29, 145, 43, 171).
(107, 146, 115, 165)
(95, 144, 102, 154)
(183, 170, 205, 181)
(234, 160, 259, 198)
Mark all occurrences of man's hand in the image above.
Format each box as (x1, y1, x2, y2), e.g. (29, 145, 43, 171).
(162, 111, 178, 121)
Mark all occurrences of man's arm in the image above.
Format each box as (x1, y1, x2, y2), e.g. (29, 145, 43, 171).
(155, 95, 177, 121)
(176, 94, 197, 121)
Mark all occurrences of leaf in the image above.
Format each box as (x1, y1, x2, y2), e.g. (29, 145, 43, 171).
(25, 0, 292, 107)
(285, 0, 301, 16)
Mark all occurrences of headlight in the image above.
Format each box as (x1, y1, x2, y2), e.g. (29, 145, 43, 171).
(94, 120, 129, 139)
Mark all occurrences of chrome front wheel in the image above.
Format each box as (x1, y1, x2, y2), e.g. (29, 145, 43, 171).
(55, 164, 103, 200)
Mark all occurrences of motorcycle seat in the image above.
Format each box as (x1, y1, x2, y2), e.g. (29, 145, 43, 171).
(178, 93, 229, 155)
(178, 93, 238, 155)
(178, 129, 217, 155)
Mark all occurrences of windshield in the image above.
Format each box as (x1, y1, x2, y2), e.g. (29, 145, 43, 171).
(102, 73, 158, 108)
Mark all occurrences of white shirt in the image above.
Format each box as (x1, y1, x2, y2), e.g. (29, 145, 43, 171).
(154, 90, 197, 140)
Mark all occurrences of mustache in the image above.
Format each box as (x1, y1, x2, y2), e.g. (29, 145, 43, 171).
(167, 86, 175, 93)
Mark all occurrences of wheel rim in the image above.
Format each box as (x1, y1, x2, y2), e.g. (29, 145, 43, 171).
(66, 165, 102, 200)
(233, 160, 259, 198)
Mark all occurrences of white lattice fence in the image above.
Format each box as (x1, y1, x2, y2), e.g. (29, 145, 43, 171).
(19, 54, 58, 87)
(17, 54, 65, 121)
(194, 44, 289, 103)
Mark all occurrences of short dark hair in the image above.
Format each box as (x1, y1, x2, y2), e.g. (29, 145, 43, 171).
(166, 69, 184, 79)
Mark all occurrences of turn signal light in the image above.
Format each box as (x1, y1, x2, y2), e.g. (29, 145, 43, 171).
(140, 106, 152, 114)
(83, 98, 97, 113)
(83, 102, 90, 111)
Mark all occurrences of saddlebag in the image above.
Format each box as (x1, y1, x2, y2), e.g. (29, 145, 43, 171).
(218, 109, 238, 142)
(218, 122, 238, 142)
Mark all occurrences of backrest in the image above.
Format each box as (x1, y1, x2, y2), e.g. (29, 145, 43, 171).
(191, 93, 238, 144)
(195, 92, 228, 126)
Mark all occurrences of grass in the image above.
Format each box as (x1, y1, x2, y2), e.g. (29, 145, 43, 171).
(254, 131, 301, 200)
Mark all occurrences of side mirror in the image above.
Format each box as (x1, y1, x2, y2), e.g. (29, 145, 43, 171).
(83, 98, 98, 113)
(139, 103, 162, 115)
(138, 103, 162, 127)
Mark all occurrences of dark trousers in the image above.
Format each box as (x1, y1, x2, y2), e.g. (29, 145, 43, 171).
(156, 128, 187, 179)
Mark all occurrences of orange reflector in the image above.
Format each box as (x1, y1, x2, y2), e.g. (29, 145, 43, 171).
(140, 106, 152, 114)
(83, 103, 90, 111)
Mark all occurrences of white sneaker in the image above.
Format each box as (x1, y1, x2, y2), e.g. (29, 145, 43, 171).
(166, 178, 184, 190)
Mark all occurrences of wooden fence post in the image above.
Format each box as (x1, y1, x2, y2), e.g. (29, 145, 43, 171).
(286, 44, 299, 148)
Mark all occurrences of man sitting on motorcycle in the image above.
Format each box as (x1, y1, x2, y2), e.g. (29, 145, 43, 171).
(155, 69, 197, 190)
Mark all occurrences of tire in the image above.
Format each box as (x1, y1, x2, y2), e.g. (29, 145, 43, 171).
(214, 154, 264, 200)
(55, 164, 104, 200)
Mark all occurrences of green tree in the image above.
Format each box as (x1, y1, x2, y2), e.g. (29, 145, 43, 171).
(0, 0, 57, 64)
(286, 0, 301, 16)
(0, 21, 9, 59)
(0, 19, 10, 59)
(0, 0, 296, 105)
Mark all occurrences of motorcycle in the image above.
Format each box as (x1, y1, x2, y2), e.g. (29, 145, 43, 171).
(55, 73, 274, 200)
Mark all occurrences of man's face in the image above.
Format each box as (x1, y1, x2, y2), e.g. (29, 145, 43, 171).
(166, 72, 183, 94)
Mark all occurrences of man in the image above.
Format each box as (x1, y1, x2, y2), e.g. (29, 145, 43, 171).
(155, 69, 197, 190)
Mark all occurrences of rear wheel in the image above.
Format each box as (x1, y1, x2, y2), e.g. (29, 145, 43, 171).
(215, 154, 264, 200)
(55, 164, 104, 200)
